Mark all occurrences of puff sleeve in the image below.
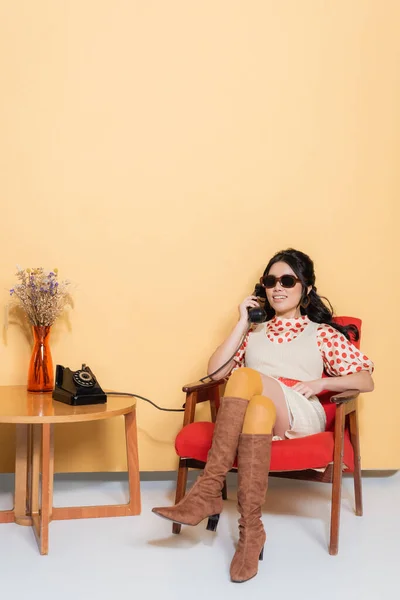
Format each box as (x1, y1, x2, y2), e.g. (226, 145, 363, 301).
(317, 324, 374, 376)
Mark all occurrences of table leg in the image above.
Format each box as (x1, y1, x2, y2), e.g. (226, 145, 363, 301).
(0, 508, 14, 523)
(48, 427, 54, 520)
(14, 424, 32, 525)
(29, 425, 41, 516)
(52, 408, 141, 520)
(0, 431, 16, 522)
(31, 424, 54, 555)
(125, 409, 141, 515)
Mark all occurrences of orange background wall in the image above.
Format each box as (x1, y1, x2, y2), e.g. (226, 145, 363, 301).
(0, 1, 398, 471)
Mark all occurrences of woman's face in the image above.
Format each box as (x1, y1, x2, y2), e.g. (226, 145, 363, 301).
(265, 261, 305, 319)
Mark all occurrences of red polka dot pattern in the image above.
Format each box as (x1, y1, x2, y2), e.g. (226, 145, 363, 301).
(317, 324, 374, 377)
(266, 315, 308, 343)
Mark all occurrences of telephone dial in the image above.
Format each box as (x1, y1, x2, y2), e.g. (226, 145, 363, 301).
(53, 364, 107, 406)
(248, 283, 267, 323)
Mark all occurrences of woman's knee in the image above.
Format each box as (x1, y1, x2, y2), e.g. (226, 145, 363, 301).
(242, 395, 277, 434)
(225, 368, 263, 400)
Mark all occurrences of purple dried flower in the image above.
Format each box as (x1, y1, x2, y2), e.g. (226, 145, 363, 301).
(9, 266, 72, 326)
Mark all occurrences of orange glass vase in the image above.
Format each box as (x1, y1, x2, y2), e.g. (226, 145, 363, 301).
(27, 326, 54, 392)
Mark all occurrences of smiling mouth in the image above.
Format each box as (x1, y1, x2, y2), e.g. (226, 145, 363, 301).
(272, 295, 287, 300)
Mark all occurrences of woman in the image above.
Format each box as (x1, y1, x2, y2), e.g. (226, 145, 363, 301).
(152, 248, 374, 583)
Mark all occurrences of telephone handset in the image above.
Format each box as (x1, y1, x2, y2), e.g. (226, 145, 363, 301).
(53, 364, 107, 406)
(248, 283, 267, 323)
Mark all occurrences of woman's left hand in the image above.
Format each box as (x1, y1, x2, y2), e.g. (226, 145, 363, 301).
(292, 379, 325, 399)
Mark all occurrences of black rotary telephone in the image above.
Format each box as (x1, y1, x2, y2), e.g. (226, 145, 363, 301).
(248, 283, 267, 323)
(53, 364, 107, 406)
(52, 364, 185, 412)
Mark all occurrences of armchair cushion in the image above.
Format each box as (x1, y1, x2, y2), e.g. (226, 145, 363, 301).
(175, 420, 355, 472)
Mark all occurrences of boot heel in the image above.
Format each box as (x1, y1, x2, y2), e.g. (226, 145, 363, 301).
(259, 546, 264, 561)
(206, 514, 220, 532)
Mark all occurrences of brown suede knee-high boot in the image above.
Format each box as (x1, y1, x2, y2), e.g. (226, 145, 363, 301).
(152, 397, 248, 528)
(230, 433, 272, 583)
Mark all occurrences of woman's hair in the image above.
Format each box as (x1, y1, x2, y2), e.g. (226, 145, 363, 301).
(262, 248, 359, 341)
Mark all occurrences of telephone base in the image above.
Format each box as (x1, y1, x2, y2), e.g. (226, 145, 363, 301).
(52, 388, 107, 406)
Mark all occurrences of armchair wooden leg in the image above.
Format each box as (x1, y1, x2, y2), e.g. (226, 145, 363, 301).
(330, 405, 345, 556)
(349, 410, 363, 517)
(172, 459, 188, 534)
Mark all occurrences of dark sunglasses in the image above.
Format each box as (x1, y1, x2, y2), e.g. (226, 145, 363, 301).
(260, 274, 301, 289)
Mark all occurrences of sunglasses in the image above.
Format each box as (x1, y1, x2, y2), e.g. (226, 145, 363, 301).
(260, 274, 301, 289)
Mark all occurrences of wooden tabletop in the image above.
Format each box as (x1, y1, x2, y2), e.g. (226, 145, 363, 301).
(0, 386, 136, 424)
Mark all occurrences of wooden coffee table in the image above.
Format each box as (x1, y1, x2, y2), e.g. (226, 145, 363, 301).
(0, 386, 141, 555)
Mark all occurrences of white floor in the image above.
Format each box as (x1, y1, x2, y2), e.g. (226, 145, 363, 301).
(0, 470, 399, 600)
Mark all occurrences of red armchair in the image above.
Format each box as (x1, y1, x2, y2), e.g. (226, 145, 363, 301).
(172, 317, 364, 555)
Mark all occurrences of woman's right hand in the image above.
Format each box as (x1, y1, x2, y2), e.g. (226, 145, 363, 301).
(238, 295, 260, 323)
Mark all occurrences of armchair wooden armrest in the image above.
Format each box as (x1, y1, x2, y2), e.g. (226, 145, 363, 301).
(181, 378, 226, 427)
(330, 390, 360, 404)
(182, 378, 226, 394)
